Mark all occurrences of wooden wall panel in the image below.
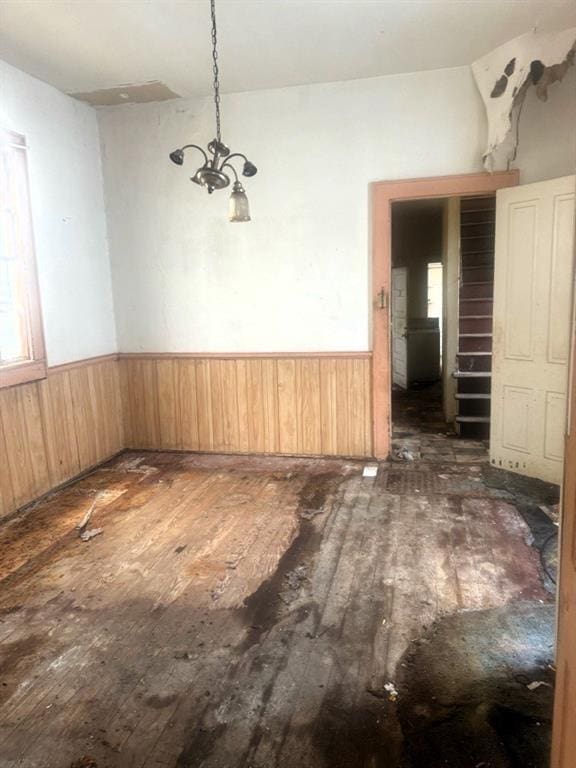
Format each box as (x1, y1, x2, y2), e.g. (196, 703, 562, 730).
(177, 360, 200, 451)
(0, 358, 124, 520)
(277, 360, 298, 454)
(39, 371, 81, 486)
(157, 359, 179, 450)
(121, 355, 372, 458)
(0, 413, 16, 518)
(0, 383, 50, 511)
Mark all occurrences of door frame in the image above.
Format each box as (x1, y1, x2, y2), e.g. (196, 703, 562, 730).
(551, 311, 576, 767)
(371, 170, 519, 459)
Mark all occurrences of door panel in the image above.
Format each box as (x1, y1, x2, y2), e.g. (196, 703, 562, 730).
(504, 201, 537, 360)
(501, 385, 531, 452)
(392, 266, 408, 390)
(490, 176, 575, 483)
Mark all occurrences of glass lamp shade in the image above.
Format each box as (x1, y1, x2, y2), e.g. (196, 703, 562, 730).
(229, 181, 251, 222)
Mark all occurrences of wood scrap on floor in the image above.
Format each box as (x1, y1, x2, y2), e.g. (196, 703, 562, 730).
(76, 490, 112, 542)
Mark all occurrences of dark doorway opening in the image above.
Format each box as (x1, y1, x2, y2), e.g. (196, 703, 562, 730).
(390, 199, 446, 438)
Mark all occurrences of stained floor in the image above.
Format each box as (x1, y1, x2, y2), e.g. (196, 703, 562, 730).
(392, 380, 449, 436)
(0, 433, 558, 767)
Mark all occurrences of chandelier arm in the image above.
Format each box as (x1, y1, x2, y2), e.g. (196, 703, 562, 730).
(220, 162, 239, 182)
(224, 153, 248, 165)
(181, 144, 209, 165)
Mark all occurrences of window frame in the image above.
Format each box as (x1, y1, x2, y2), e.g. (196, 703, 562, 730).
(0, 129, 46, 389)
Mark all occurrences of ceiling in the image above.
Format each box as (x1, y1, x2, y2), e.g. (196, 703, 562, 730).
(1, 1, 575, 104)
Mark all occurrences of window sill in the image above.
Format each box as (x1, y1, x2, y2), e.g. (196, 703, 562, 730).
(0, 359, 47, 389)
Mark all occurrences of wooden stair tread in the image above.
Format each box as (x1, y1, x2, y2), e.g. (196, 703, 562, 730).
(460, 297, 493, 302)
(453, 371, 492, 378)
(455, 415, 491, 423)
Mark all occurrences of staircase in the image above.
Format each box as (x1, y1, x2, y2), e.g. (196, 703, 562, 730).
(454, 195, 496, 439)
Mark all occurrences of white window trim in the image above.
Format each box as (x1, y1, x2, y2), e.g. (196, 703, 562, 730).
(0, 129, 46, 389)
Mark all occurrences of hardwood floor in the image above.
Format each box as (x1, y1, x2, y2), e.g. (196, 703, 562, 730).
(0, 445, 555, 768)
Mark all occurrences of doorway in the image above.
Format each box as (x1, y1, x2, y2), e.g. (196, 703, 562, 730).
(390, 199, 445, 436)
(371, 171, 518, 459)
(390, 193, 498, 441)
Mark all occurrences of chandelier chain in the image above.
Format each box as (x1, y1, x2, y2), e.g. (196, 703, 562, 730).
(210, 0, 221, 142)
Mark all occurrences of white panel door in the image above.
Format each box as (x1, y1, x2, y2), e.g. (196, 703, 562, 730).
(392, 266, 408, 389)
(491, 175, 575, 483)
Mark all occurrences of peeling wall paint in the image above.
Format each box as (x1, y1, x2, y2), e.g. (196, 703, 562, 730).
(472, 27, 576, 169)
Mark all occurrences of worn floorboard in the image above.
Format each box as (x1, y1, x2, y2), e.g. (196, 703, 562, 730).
(0, 411, 558, 768)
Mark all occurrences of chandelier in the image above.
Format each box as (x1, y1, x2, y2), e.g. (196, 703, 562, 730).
(169, 0, 257, 222)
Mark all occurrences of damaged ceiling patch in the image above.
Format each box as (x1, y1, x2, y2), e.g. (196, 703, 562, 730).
(472, 27, 576, 169)
(70, 80, 181, 107)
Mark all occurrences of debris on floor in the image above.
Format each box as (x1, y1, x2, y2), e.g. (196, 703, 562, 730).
(76, 494, 100, 532)
(281, 565, 309, 604)
(77, 490, 118, 542)
(526, 680, 552, 691)
(540, 503, 560, 524)
(114, 455, 159, 476)
(362, 464, 378, 478)
(79, 527, 103, 542)
(366, 681, 399, 702)
(174, 650, 194, 660)
(394, 447, 415, 462)
(384, 682, 399, 701)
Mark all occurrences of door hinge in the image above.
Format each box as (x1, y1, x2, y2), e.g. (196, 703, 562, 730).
(377, 288, 388, 310)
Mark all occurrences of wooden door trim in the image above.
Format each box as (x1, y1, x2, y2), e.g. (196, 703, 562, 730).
(371, 170, 519, 459)
(551, 200, 576, 767)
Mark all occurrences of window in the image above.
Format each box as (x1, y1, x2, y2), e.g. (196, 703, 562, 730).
(0, 130, 45, 388)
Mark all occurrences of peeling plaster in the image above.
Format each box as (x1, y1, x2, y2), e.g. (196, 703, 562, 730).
(472, 27, 576, 169)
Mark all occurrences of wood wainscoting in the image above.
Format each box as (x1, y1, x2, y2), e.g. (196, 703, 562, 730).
(0, 352, 372, 519)
(0, 356, 124, 520)
(120, 353, 373, 458)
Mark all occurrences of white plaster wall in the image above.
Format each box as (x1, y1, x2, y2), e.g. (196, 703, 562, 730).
(98, 63, 575, 353)
(514, 64, 576, 184)
(99, 67, 486, 353)
(0, 60, 117, 366)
